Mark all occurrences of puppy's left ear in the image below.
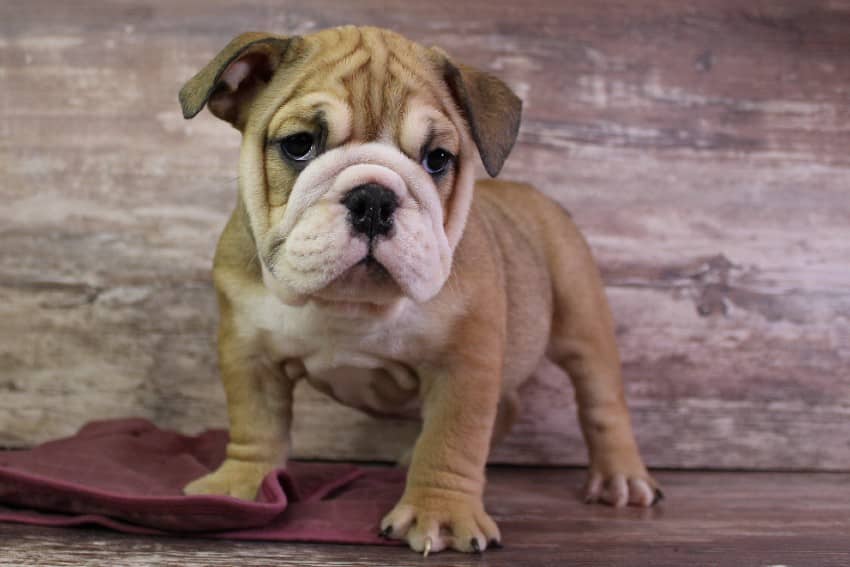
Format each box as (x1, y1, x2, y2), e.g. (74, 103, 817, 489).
(179, 32, 300, 129)
(440, 54, 523, 177)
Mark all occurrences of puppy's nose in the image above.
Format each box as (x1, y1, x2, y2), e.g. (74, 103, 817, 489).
(342, 183, 398, 238)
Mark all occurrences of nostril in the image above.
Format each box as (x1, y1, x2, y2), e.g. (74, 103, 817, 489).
(378, 197, 396, 224)
(351, 197, 368, 221)
(376, 190, 397, 227)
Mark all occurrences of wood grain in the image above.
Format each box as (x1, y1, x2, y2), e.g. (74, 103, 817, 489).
(2, 468, 850, 566)
(1, 1, 849, 469)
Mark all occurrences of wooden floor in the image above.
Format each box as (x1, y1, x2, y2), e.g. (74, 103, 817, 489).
(2, 468, 849, 566)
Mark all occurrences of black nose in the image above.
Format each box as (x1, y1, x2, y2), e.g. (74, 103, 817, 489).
(341, 183, 398, 238)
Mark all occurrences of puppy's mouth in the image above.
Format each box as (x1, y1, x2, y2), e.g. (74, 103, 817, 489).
(358, 253, 391, 279)
(338, 252, 396, 287)
(310, 251, 402, 309)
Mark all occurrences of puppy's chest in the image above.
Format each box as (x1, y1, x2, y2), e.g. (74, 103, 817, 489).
(246, 298, 447, 417)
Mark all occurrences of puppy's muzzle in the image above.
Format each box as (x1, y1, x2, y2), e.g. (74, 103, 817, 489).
(342, 183, 399, 240)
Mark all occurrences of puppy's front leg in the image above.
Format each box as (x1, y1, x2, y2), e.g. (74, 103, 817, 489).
(184, 312, 293, 500)
(381, 326, 503, 554)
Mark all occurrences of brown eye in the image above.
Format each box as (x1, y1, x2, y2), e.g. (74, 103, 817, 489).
(423, 148, 453, 175)
(280, 132, 315, 161)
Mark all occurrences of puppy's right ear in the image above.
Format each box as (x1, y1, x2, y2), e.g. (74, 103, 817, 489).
(179, 32, 299, 129)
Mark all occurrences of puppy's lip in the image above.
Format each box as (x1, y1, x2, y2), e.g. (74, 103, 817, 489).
(331, 252, 395, 287)
(308, 291, 402, 319)
(358, 253, 391, 276)
(310, 255, 403, 310)
(309, 296, 387, 311)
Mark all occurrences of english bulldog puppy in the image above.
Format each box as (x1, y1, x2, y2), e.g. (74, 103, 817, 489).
(179, 26, 660, 555)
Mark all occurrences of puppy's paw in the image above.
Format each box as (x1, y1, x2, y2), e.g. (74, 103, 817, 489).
(380, 489, 501, 555)
(583, 461, 662, 508)
(183, 458, 273, 501)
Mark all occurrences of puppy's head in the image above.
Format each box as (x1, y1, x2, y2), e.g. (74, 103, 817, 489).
(180, 27, 521, 309)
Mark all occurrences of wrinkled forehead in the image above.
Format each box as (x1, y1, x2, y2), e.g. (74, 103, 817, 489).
(263, 27, 461, 154)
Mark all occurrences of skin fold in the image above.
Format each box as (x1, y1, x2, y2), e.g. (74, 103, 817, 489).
(178, 26, 660, 555)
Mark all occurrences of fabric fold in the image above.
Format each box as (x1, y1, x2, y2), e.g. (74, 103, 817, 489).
(0, 418, 404, 544)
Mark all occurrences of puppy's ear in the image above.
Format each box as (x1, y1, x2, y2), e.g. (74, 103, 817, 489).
(179, 32, 299, 128)
(441, 55, 522, 177)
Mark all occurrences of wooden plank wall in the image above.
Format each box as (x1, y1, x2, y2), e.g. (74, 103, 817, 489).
(1, 0, 848, 470)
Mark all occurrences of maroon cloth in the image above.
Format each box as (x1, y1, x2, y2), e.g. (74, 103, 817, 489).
(0, 418, 405, 543)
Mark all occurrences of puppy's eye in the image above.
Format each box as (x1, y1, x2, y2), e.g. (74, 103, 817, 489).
(279, 132, 315, 161)
(422, 148, 454, 175)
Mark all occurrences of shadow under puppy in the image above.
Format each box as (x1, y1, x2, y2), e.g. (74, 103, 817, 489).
(179, 25, 660, 555)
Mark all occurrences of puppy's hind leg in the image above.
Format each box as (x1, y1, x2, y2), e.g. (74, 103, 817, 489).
(544, 215, 661, 508)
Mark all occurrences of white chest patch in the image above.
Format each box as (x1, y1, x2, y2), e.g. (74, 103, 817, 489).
(234, 288, 453, 417)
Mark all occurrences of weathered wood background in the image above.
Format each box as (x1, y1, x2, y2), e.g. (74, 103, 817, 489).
(1, 0, 848, 470)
